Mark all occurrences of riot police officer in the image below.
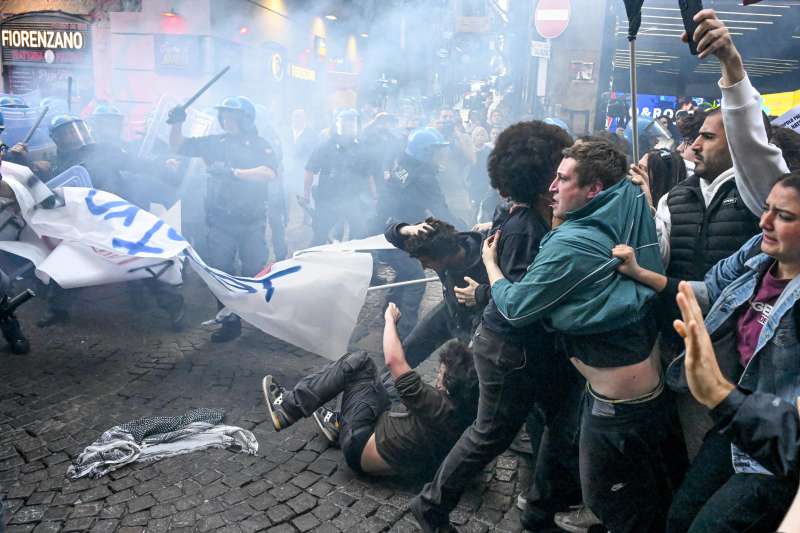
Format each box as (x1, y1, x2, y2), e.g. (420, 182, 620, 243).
(87, 103, 126, 148)
(0, 114, 30, 354)
(303, 108, 375, 245)
(34, 114, 186, 329)
(168, 96, 278, 342)
(0, 96, 28, 109)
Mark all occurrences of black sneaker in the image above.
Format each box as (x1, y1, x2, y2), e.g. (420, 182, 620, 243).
(1, 316, 29, 354)
(312, 407, 341, 444)
(211, 318, 240, 342)
(262, 375, 294, 431)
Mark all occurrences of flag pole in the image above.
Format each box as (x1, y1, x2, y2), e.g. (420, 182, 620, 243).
(629, 38, 639, 161)
(367, 277, 439, 292)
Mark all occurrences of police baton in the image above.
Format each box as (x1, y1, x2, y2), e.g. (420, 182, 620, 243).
(0, 289, 35, 319)
(181, 66, 231, 111)
(21, 106, 49, 145)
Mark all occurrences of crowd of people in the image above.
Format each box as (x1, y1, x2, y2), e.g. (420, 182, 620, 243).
(2, 7, 800, 533)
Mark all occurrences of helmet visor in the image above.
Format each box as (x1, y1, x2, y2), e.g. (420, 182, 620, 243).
(51, 121, 93, 151)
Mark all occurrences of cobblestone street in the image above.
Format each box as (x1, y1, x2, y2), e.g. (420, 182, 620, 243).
(0, 268, 532, 533)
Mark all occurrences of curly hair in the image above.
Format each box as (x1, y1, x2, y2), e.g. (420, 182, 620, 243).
(487, 121, 574, 203)
(438, 339, 479, 417)
(403, 218, 461, 261)
(676, 109, 706, 143)
(645, 149, 687, 206)
(561, 139, 627, 189)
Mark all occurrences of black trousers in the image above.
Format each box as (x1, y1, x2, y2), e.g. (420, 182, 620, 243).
(580, 388, 688, 533)
(412, 324, 580, 527)
(666, 431, 795, 533)
(279, 352, 390, 473)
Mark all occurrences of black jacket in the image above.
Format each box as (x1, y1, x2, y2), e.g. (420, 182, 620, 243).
(666, 175, 760, 281)
(385, 223, 489, 337)
(375, 370, 475, 476)
(376, 153, 461, 232)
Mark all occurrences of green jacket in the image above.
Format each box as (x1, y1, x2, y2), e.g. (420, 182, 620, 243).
(491, 178, 663, 335)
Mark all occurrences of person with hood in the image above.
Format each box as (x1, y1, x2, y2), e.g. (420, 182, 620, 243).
(417, 139, 685, 533)
(168, 96, 278, 342)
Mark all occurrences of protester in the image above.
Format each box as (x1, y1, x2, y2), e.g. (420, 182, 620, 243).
(772, 127, 800, 173)
(446, 139, 687, 533)
(613, 171, 800, 532)
(410, 122, 584, 532)
(384, 217, 488, 369)
(467, 126, 492, 223)
(262, 302, 479, 478)
(630, 148, 687, 212)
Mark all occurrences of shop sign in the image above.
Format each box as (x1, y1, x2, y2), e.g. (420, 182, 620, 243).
(0, 12, 92, 67)
(289, 65, 316, 82)
(154, 35, 203, 75)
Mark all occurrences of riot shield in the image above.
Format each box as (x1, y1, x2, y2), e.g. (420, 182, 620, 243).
(137, 94, 216, 160)
(1, 107, 55, 152)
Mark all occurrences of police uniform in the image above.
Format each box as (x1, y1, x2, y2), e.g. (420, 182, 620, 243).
(178, 132, 277, 276)
(305, 136, 373, 246)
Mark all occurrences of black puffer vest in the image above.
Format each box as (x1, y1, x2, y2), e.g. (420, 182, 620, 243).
(666, 174, 759, 281)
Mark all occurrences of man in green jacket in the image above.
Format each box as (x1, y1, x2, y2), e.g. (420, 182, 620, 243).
(487, 140, 686, 533)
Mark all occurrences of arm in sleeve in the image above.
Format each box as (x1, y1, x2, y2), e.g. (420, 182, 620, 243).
(384, 222, 409, 251)
(498, 233, 540, 283)
(655, 194, 671, 266)
(711, 388, 800, 478)
(490, 243, 577, 328)
(474, 283, 491, 308)
(721, 75, 790, 216)
(701, 233, 763, 308)
(394, 371, 454, 422)
(304, 146, 324, 174)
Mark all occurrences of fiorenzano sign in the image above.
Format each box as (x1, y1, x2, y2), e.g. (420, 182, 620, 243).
(1, 29, 85, 50)
(534, 0, 571, 40)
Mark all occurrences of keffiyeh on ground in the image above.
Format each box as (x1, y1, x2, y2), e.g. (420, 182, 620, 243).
(67, 407, 258, 479)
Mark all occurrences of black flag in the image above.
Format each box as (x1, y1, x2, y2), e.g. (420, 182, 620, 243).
(623, 0, 645, 41)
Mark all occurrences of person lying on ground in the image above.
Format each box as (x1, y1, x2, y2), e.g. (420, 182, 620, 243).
(262, 302, 479, 477)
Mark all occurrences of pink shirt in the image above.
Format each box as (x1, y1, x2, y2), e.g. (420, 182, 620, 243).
(736, 263, 790, 368)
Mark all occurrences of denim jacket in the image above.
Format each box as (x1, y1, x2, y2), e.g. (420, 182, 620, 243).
(668, 234, 800, 475)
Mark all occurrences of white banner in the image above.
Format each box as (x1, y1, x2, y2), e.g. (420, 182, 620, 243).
(0, 163, 374, 360)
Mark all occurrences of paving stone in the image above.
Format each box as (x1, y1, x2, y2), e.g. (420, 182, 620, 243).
(146, 517, 172, 533)
(249, 491, 278, 511)
(149, 503, 175, 519)
(223, 501, 255, 522)
(290, 471, 320, 489)
(31, 522, 62, 533)
(99, 504, 125, 519)
(240, 515, 273, 533)
(70, 501, 104, 518)
(375, 504, 405, 523)
(196, 500, 224, 517)
(91, 519, 120, 533)
(63, 517, 96, 531)
(287, 492, 316, 515)
(7, 485, 36, 499)
(127, 493, 157, 513)
(292, 512, 321, 532)
(121, 511, 149, 527)
(171, 509, 196, 528)
(350, 497, 380, 517)
(10, 505, 46, 524)
(26, 492, 54, 506)
(269, 484, 301, 503)
(267, 524, 297, 533)
(153, 484, 182, 501)
(266, 503, 296, 524)
(306, 459, 337, 476)
(311, 524, 340, 533)
(312, 502, 340, 522)
(197, 513, 226, 532)
(306, 480, 332, 498)
(326, 491, 356, 508)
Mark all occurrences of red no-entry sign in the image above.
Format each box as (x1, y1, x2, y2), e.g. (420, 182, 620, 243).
(534, 0, 571, 40)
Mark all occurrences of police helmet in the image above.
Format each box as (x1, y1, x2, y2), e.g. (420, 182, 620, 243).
(624, 116, 673, 151)
(215, 96, 256, 125)
(40, 97, 69, 115)
(405, 127, 449, 164)
(0, 96, 27, 109)
(543, 117, 571, 136)
(49, 114, 94, 152)
(92, 103, 124, 117)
